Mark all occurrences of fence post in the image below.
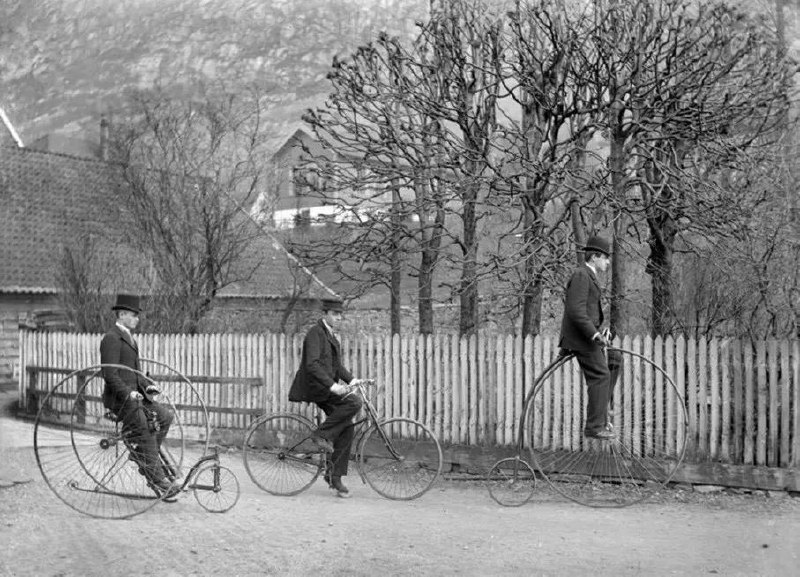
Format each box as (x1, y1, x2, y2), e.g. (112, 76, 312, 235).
(25, 366, 38, 415)
(477, 333, 487, 444)
(744, 341, 755, 465)
(644, 335, 655, 456)
(732, 340, 744, 463)
(720, 339, 731, 462)
(792, 340, 799, 467)
(768, 340, 779, 468)
(459, 335, 469, 445)
(709, 337, 720, 460)
(780, 340, 791, 468)
(75, 372, 86, 424)
(469, 333, 478, 445)
(756, 341, 767, 466)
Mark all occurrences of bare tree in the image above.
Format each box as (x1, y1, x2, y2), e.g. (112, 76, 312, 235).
(417, 0, 505, 336)
(108, 83, 273, 333)
(492, 0, 602, 335)
(582, 0, 793, 336)
(298, 33, 453, 334)
(55, 234, 132, 333)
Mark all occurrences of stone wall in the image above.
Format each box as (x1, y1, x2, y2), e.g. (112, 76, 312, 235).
(198, 297, 320, 335)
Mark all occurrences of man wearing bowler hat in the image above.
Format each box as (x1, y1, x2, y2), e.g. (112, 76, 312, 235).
(289, 298, 367, 498)
(100, 294, 177, 497)
(558, 236, 616, 440)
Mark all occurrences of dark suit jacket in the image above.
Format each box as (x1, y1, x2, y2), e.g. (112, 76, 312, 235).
(289, 320, 353, 403)
(100, 325, 144, 409)
(558, 265, 604, 352)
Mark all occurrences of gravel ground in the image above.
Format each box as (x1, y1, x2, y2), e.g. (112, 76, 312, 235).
(1, 392, 798, 577)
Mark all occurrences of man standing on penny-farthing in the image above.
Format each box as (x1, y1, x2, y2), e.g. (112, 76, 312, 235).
(558, 236, 621, 440)
(100, 294, 178, 498)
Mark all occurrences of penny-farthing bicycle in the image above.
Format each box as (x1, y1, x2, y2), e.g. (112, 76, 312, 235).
(33, 360, 240, 518)
(487, 345, 688, 508)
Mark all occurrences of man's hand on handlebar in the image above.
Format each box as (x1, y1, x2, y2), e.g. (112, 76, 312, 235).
(332, 378, 375, 396)
(592, 331, 611, 348)
(349, 378, 375, 387)
(331, 383, 349, 396)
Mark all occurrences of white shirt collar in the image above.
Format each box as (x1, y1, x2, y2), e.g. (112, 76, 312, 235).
(116, 322, 133, 339)
(585, 261, 598, 276)
(321, 318, 333, 335)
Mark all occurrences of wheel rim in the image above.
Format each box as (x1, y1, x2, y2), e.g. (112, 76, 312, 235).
(527, 348, 688, 508)
(358, 417, 443, 500)
(192, 464, 240, 513)
(486, 457, 536, 507)
(34, 366, 164, 519)
(242, 413, 322, 496)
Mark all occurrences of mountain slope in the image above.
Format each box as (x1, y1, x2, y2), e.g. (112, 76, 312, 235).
(0, 0, 427, 146)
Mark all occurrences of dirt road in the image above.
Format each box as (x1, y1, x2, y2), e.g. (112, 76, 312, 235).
(1, 402, 798, 577)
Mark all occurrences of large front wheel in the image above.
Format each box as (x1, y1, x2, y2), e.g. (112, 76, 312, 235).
(527, 348, 688, 507)
(358, 418, 442, 500)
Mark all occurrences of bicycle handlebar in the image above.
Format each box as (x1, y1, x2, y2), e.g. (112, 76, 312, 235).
(341, 378, 376, 399)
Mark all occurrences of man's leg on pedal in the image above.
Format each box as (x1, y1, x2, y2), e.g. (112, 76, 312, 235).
(145, 401, 173, 447)
(316, 394, 362, 497)
(119, 403, 177, 496)
(574, 348, 612, 438)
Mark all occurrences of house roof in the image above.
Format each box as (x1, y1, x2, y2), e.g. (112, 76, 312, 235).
(28, 134, 102, 159)
(271, 127, 312, 161)
(0, 145, 337, 301)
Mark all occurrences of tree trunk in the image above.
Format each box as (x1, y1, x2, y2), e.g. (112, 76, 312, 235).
(521, 270, 543, 336)
(647, 234, 675, 336)
(609, 229, 626, 336)
(459, 179, 479, 336)
(646, 206, 678, 336)
(570, 196, 586, 266)
(390, 181, 402, 335)
(520, 208, 544, 336)
(608, 112, 628, 336)
(418, 248, 436, 334)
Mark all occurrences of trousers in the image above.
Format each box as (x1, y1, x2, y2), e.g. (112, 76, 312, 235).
(563, 346, 611, 434)
(109, 397, 174, 483)
(315, 392, 363, 477)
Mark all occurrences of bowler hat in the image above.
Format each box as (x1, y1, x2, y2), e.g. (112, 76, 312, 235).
(583, 235, 611, 256)
(321, 298, 344, 313)
(111, 294, 141, 313)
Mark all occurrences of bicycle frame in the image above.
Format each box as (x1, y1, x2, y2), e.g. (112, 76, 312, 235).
(308, 381, 408, 475)
(182, 447, 223, 492)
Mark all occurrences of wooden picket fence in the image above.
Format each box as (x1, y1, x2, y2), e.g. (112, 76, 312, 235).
(17, 330, 800, 470)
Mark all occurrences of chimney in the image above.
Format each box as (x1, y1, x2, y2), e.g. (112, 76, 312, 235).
(99, 114, 109, 160)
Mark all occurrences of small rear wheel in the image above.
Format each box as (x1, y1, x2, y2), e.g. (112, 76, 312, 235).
(242, 413, 323, 496)
(192, 464, 240, 513)
(487, 457, 536, 507)
(358, 417, 442, 500)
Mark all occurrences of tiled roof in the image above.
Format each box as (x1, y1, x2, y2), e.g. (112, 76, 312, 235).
(0, 145, 336, 301)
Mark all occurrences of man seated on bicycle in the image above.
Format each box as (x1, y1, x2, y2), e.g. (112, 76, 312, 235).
(289, 298, 367, 498)
(100, 294, 178, 499)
